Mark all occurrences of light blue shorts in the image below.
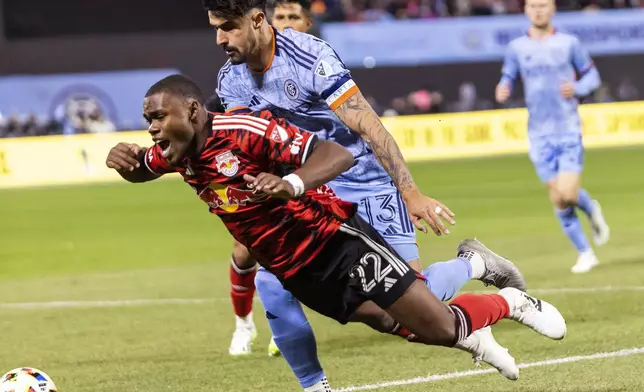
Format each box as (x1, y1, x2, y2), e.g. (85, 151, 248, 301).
(529, 135, 584, 183)
(329, 180, 419, 262)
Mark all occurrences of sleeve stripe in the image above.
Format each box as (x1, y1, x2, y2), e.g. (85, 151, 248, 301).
(213, 124, 266, 137)
(212, 118, 268, 133)
(214, 114, 270, 126)
(143, 148, 162, 175)
(301, 134, 317, 164)
(328, 84, 359, 111)
(275, 33, 316, 63)
(224, 106, 251, 114)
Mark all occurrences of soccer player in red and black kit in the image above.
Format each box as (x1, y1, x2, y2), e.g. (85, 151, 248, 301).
(106, 75, 567, 385)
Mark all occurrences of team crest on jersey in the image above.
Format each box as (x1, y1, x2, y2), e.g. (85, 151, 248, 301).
(269, 124, 289, 143)
(215, 150, 240, 177)
(284, 79, 299, 100)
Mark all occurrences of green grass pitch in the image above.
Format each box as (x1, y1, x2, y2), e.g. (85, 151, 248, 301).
(1, 146, 643, 391)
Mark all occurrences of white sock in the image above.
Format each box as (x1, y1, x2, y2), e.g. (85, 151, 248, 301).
(459, 250, 486, 280)
(235, 312, 255, 329)
(303, 377, 332, 392)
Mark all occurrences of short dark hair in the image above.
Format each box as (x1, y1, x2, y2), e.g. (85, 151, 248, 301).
(145, 74, 205, 104)
(202, 0, 267, 18)
(270, 0, 311, 12)
(204, 93, 226, 113)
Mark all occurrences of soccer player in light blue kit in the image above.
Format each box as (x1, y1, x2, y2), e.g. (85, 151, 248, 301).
(496, 0, 610, 274)
(204, 0, 527, 389)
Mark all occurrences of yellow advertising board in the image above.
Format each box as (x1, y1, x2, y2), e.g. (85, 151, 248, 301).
(1, 101, 643, 189)
(0, 131, 167, 188)
(381, 100, 644, 161)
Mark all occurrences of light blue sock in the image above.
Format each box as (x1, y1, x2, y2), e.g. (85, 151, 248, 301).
(577, 188, 594, 218)
(556, 207, 591, 252)
(255, 268, 325, 389)
(421, 257, 472, 301)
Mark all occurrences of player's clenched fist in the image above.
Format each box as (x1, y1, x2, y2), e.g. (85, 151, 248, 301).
(560, 81, 575, 99)
(244, 173, 296, 200)
(106, 143, 143, 172)
(495, 83, 511, 103)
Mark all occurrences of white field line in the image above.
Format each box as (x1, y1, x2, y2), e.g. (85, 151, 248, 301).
(0, 285, 643, 310)
(337, 347, 644, 391)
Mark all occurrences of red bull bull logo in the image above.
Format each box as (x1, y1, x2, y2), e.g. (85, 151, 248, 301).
(215, 150, 240, 177)
(199, 183, 267, 212)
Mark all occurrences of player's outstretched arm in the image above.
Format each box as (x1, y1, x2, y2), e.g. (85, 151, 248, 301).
(293, 140, 354, 190)
(334, 92, 414, 193)
(106, 143, 160, 183)
(244, 140, 353, 199)
(334, 92, 455, 235)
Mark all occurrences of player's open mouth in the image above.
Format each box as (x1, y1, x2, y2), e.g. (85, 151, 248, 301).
(157, 140, 171, 158)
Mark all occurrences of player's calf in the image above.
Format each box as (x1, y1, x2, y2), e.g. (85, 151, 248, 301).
(385, 280, 510, 346)
(349, 301, 399, 333)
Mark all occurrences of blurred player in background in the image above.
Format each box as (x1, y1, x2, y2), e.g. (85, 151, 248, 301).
(496, 0, 609, 274)
(269, 0, 321, 38)
(106, 74, 566, 389)
(204, 1, 526, 391)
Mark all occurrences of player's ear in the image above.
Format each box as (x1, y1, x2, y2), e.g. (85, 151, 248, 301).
(250, 10, 266, 29)
(188, 100, 200, 123)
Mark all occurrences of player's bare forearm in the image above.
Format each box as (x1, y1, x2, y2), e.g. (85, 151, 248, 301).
(118, 166, 159, 183)
(294, 140, 354, 191)
(108, 146, 160, 183)
(334, 92, 416, 194)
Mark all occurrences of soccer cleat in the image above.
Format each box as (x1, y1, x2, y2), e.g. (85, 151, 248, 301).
(455, 326, 519, 381)
(589, 200, 610, 246)
(229, 315, 258, 356)
(458, 238, 527, 291)
(267, 336, 281, 357)
(303, 377, 332, 392)
(498, 287, 566, 340)
(571, 250, 599, 274)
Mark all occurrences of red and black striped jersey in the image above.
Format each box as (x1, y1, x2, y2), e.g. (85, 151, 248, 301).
(144, 109, 356, 279)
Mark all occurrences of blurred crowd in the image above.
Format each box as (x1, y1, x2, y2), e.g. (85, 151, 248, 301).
(2, 77, 638, 137)
(311, 0, 640, 21)
(1, 0, 642, 138)
(367, 77, 640, 117)
(0, 97, 117, 138)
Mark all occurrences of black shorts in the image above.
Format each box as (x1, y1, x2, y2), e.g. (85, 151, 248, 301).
(282, 215, 420, 324)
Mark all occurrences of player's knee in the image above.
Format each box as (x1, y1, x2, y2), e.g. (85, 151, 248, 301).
(548, 188, 566, 209)
(232, 240, 255, 269)
(558, 187, 579, 206)
(254, 269, 288, 307)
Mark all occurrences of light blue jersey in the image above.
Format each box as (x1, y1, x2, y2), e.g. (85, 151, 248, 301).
(217, 27, 389, 186)
(500, 31, 601, 182)
(217, 27, 417, 260)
